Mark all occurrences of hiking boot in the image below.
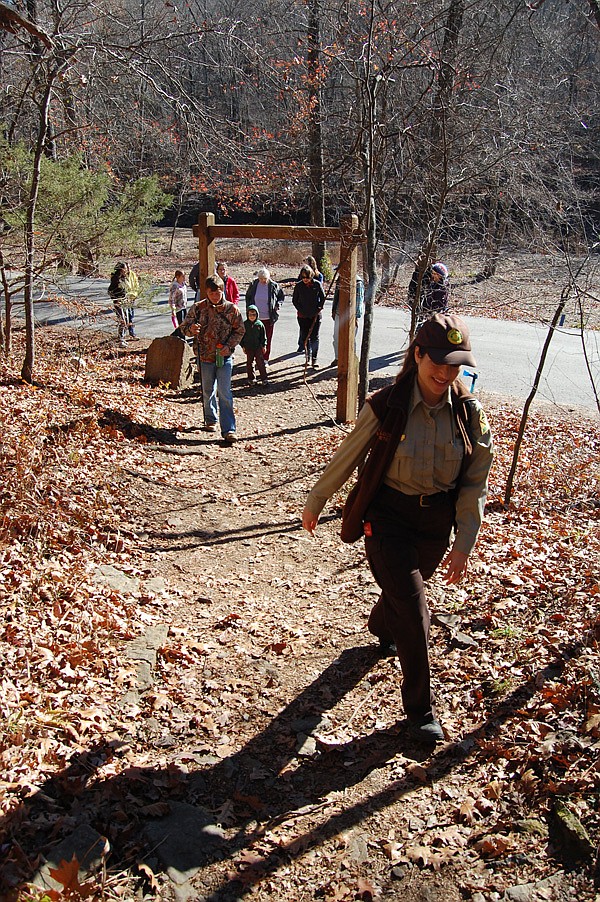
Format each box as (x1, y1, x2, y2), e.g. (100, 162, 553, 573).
(312, 359, 319, 369)
(203, 423, 217, 432)
(224, 431, 237, 443)
(408, 716, 444, 743)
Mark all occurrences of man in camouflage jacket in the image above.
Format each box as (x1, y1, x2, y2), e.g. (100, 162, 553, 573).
(181, 275, 244, 442)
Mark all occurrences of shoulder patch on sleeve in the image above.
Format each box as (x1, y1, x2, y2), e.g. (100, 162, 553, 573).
(465, 398, 490, 437)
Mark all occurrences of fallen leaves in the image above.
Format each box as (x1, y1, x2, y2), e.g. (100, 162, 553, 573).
(1, 327, 599, 901)
(48, 855, 98, 898)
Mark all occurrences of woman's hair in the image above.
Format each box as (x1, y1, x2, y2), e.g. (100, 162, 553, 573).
(174, 269, 184, 279)
(216, 261, 228, 271)
(300, 265, 314, 280)
(396, 339, 420, 381)
(256, 267, 270, 281)
(304, 255, 319, 273)
(113, 261, 127, 276)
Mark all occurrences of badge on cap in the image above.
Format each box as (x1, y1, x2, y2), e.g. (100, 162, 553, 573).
(447, 328, 463, 345)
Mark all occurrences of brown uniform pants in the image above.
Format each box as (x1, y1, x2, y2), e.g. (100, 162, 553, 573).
(363, 484, 455, 722)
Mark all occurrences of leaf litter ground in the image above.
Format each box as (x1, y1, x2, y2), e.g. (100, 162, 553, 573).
(0, 324, 598, 902)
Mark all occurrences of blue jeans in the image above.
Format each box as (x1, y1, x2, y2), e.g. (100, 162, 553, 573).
(200, 357, 235, 436)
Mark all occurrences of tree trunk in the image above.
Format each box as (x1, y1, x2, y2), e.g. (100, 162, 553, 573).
(358, 60, 379, 410)
(0, 246, 11, 357)
(504, 286, 570, 506)
(417, 0, 465, 281)
(21, 65, 57, 381)
(430, 0, 465, 154)
(481, 187, 507, 279)
(359, 187, 378, 410)
(380, 244, 391, 293)
(307, 0, 326, 266)
(169, 189, 184, 253)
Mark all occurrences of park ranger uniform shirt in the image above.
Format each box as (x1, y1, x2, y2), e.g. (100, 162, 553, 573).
(306, 382, 493, 556)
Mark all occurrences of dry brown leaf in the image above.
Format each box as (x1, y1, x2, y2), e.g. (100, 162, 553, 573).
(48, 855, 97, 898)
(382, 840, 403, 863)
(473, 834, 511, 858)
(458, 797, 479, 824)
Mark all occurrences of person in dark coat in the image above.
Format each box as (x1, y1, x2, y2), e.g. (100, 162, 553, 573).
(409, 260, 450, 327)
(292, 265, 326, 368)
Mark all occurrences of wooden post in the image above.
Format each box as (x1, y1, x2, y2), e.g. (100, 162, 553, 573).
(189, 216, 363, 422)
(336, 214, 359, 422)
(194, 212, 215, 296)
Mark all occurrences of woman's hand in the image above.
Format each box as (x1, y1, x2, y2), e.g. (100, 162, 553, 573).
(442, 548, 469, 584)
(302, 505, 319, 535)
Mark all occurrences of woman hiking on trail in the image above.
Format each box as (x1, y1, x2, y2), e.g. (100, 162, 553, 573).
(108, 261, 139, 345)
(245, 267, 284, 363)
(302, 314, 493, 743)
(292, 264, 326, 369)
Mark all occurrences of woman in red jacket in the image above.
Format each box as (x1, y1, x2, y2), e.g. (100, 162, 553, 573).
(216, 262, 240, 306)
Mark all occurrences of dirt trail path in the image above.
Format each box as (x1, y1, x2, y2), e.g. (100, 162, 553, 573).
(3, 256, 597, 900)
(103, 350, 596, 901)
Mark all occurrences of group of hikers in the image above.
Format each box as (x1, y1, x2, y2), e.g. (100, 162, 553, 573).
(108, 253, 491, 746)
(108, 255, 452, 443)
(177, 257, 329, 443)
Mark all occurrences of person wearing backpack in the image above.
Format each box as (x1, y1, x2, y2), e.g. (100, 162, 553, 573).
(108, 262, 138, 346)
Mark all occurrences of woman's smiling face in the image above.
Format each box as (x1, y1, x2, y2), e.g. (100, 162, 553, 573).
(414, 347, 460, 405)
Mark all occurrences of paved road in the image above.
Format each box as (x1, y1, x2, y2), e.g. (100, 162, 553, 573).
(23, 275, 600, 414)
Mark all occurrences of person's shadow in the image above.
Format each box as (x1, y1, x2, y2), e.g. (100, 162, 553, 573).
(0, 640, 580, 899)
(0, 645, 417, 895)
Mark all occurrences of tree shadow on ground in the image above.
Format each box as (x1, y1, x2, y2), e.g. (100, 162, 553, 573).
(368, 351, 403, 373)
(137, 512, 340, 554)
(99, 405, 333, 448)
(0, 638, 586, 899)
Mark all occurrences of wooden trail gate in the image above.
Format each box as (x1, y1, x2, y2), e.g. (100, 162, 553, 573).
(193, 212, 363, 422)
